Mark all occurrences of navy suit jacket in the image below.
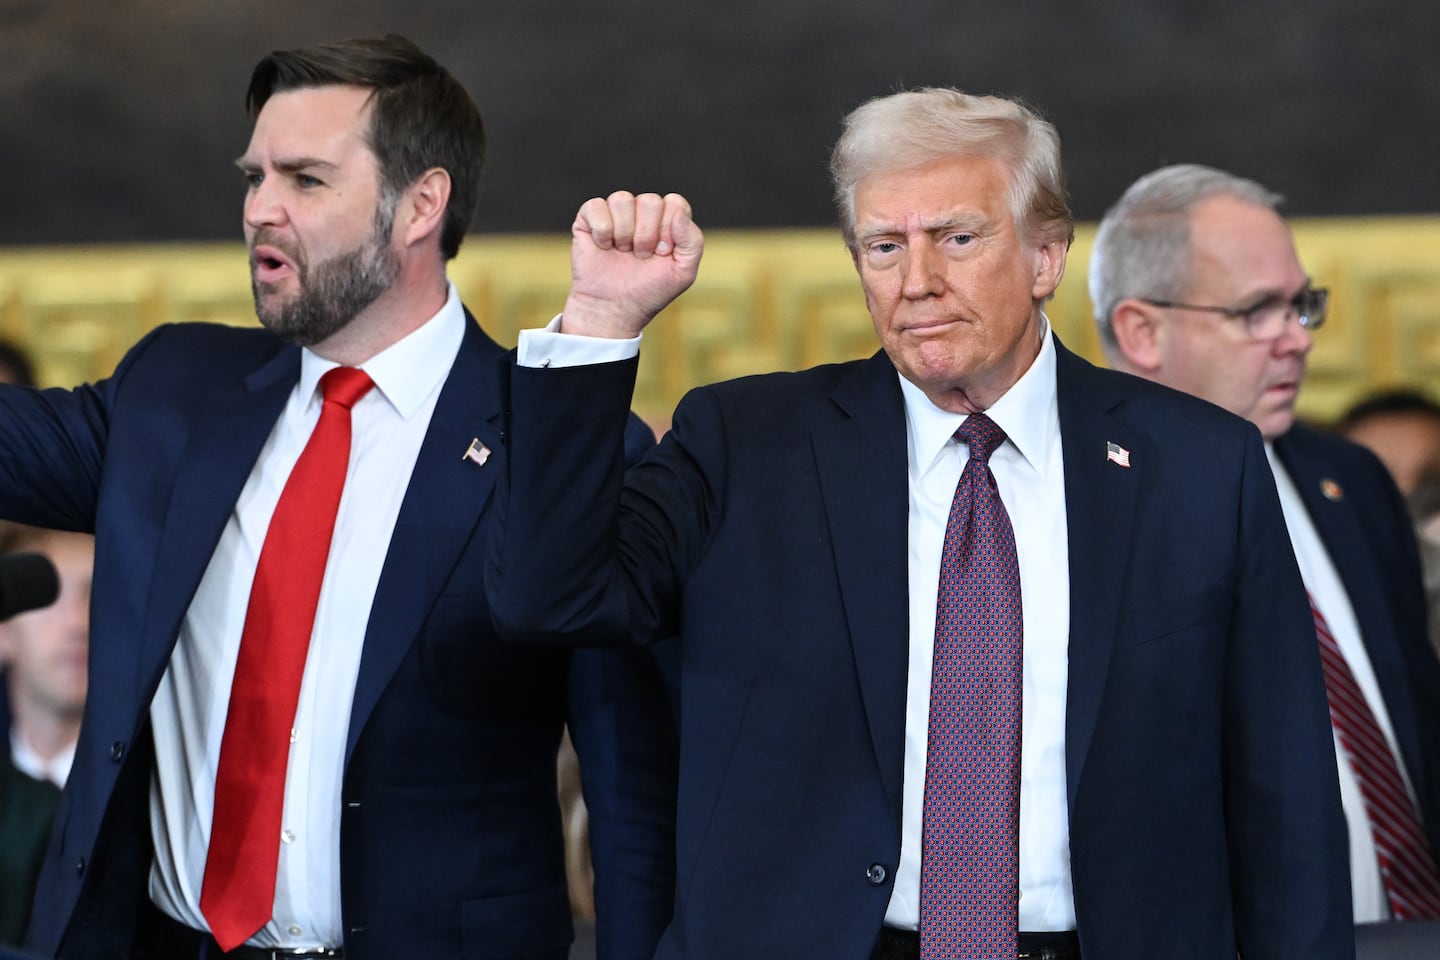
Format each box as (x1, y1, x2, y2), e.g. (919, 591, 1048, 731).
(489, 337, 1353, 959)
(1273, 423, 1440, 858)
(0, 317, 676, 960)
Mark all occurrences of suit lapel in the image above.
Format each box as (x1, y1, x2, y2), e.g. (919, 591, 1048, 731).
(139, 346, 300, 684)
(812, 352, 911, 817)
(1054, 340, 1141, 810)
(345, 315, 507, 764)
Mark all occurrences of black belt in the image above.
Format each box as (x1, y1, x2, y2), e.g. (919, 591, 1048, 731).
(872, 926, 1080, 960)
(137, 901, 343, 960)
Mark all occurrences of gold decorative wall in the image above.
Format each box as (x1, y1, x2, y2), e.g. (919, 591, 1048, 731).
(2, 219, 1438, 426)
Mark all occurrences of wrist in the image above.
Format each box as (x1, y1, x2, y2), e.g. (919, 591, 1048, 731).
(559, 292, 649, 339)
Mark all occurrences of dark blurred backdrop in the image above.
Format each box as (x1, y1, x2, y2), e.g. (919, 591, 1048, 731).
(2, 0, 1437, 245)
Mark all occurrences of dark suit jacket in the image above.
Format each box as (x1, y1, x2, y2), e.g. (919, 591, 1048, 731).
(1273, 423, 1440, 859)
(489, 337, 1352, 959)
(0, 318, 676, 960)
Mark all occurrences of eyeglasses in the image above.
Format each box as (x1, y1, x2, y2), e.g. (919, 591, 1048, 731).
(1141, 287, 1328, 340)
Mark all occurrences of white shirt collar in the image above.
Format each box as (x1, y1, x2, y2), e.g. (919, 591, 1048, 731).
(296, 282, 465, 421)
(900, 313, 1060, 477)
(10, 727, 74, 788)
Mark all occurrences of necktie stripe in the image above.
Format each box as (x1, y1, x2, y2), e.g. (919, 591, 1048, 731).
(1383, 838, 1440, 880)
(1343, 751, 1415, 805)
(1308, 591, 1440, 920)
(1364, 794, 1429, 839)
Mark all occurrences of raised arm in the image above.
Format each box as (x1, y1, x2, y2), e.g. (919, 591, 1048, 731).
(487, 193, 709, 650)
(559, 191, 703, 339)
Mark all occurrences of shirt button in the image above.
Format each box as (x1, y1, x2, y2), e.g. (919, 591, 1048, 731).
(281, 829, 296, 844)
(290, 729, 298, 743)
(288, 924, 304, 937)
(866, 863, 887, 885)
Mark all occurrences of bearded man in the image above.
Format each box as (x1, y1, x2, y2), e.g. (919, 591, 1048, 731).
(2, 35, 676, 960)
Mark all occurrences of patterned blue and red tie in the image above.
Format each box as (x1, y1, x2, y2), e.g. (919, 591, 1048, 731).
(921, 413, 1023, 960)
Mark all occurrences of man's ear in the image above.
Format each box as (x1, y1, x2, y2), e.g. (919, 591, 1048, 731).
(1030, 239, 1068, 301)
(397, 167, 451, 248)
(1109, 298, 1165, 372)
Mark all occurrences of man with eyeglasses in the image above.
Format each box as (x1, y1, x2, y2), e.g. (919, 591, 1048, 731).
(1090, 163, 1440, 927)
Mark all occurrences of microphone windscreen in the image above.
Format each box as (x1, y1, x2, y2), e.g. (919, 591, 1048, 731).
(0, 552, 60, 621)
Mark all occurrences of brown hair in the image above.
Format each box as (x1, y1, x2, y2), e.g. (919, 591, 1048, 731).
(247, 35, 486, 260)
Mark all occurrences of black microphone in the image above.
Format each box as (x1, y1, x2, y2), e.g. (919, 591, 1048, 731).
(0, 552, 59, 621)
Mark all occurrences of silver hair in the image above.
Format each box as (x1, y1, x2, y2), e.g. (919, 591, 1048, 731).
(830, 87, 1072, 252)
(1088, 164, 1282, 348)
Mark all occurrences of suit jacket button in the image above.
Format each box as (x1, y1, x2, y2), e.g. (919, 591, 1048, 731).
(866, 863, 887, 885)
(75, 856, 85, 876)
(110, 741, 126, 761)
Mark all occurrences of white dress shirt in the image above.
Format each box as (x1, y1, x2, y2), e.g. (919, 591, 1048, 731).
(883, 325, 1074, 932)
(147, 285, 465, 948)
(519, 317, 1077, 932)
(1266, 445, 1418, 923)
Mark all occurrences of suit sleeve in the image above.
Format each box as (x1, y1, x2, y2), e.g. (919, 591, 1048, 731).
(1224, 431, 1354, 959)
(0, 325, 167, 531)
(563, 411, 680, 959)
(488, 355, 718, 648)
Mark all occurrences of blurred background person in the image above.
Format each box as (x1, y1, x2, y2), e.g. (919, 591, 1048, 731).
(1340, 388, 1440, 660)
(1411, 479, 1440, 661)
(0, 340, 36, 390)
(0, 527, 92, 946)
(1338, 388, 1440, 499)
(1091, 162, 1440, 925)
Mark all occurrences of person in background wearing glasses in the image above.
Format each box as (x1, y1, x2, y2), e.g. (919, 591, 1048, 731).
(1090, 163, 1440, 927)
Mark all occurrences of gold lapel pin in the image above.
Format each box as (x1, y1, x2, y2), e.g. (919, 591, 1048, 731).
(1320, 478, 1343, 501)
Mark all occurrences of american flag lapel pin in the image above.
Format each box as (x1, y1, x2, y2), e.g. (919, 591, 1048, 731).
(1105, 441, 1131, 468)
(1320, 478, 1343, 501)
(463, 438, 491, 467)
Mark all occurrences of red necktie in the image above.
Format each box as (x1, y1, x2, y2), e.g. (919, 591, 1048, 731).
(1310, 591, 1440, 918)
(201, 366, 374, 950)
(921, 413, 1023, 959)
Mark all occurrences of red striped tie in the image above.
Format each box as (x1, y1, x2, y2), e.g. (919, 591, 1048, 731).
(1309, 591, 1440, 919)
(201, 367, 374, 950)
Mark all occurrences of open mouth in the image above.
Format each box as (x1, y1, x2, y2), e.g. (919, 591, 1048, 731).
(251, 245, 296, 285)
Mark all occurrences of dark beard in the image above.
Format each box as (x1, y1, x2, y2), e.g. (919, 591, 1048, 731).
(252, 213, 401, 347)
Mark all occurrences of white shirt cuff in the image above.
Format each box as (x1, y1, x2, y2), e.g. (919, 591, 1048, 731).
(516, 315, 642, 368)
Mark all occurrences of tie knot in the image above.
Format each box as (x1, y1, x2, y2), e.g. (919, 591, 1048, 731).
(319, 367, 375, 410)
(955, 413, 1007, 464)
